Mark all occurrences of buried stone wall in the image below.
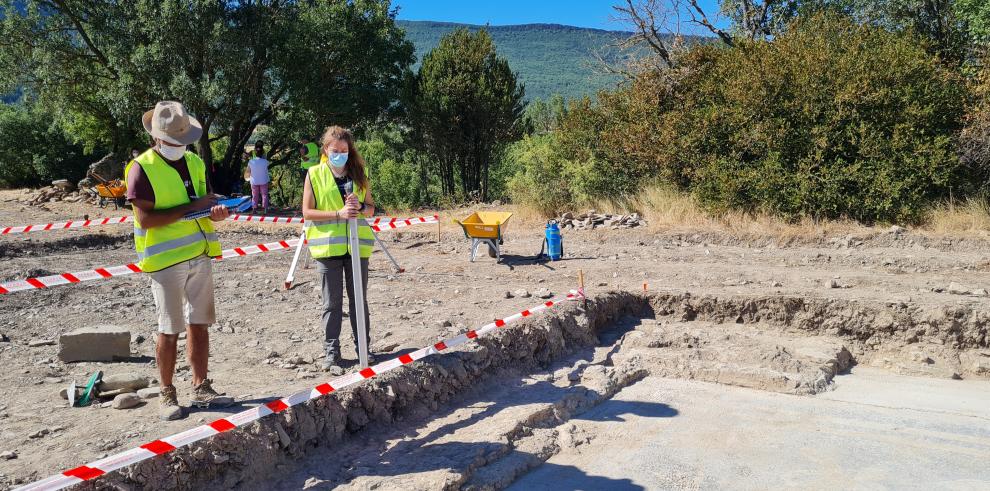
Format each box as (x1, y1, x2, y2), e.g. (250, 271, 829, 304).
(87, 292, 649, 490)
(646, 292, 989, 349)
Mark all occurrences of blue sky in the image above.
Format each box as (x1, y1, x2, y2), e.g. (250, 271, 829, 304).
(393, 0, 726, 33)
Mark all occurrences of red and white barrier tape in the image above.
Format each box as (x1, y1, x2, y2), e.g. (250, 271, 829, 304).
(366, 214, 439, 232)
(226, 214, 304, 225)
(223, 214, 439, 232)
(0, 216, 134, 234)
(0, 238, 301, 295)
(2, 214, 439, 235)
(15, 290, 583, 491)
(0, 213, 439, 295)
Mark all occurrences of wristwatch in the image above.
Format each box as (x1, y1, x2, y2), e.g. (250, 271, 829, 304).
(359, 202, 366, 212)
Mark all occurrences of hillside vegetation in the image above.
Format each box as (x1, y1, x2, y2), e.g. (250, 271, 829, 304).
(398, 20, 633, 101)
(3, 1, 990, 229)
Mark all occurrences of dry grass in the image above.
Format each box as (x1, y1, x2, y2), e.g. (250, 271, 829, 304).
(412, 187, 990, 241)
(922, 199, 990, 235)
(578, 186, 868, 242)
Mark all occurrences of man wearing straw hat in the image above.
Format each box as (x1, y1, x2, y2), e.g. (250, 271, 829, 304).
(125, 101, 233, 420)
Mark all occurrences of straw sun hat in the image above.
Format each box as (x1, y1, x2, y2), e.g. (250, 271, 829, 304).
(142, 101, 202, 145)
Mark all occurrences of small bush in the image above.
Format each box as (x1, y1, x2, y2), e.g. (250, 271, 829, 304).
(551, 14, 970, 223)
(960, 61, 990, 185)
(507, 134, 576, 215)
(370, 155, 422, 211)
(358, 136, 427, 212)
(680, 14, 969, 222)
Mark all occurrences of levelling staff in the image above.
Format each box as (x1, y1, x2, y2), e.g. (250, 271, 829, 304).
(125, 101, 234, 420)
(301, 126, 377, 374)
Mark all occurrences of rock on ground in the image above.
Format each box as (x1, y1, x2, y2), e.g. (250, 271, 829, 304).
(99, 373, 150, 392)
(137, 387, 160, 399)
(111, 393, 142, 410)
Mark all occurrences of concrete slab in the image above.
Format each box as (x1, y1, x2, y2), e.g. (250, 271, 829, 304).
(510, 372, 990, 490)
(57, 325, 130, 362)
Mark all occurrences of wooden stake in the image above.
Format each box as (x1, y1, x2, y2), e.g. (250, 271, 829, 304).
(437, 218, 441, 249)
(578, 269, 586, 307)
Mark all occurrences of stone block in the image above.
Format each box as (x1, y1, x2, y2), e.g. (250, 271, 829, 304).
(100, 373, 150, 392)
(57, 325, 131, 362)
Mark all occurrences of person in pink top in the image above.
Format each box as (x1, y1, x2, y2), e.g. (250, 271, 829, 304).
(246, 141, 270, 214)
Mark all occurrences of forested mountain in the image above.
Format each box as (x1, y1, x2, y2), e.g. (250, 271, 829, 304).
(398, 20, 636, 101)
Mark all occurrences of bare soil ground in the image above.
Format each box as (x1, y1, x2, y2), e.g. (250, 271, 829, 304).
(1, 187, 989, 489)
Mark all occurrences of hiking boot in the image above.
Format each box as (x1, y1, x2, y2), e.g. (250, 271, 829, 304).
(323, 342, 343, 375)
(190, 379, 234, 408)
(159, 385, 183, 421)
(323, 354, 344, 376)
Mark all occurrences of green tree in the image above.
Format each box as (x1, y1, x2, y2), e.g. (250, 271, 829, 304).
(357, 129, 425, 211)
(956, 0, 990, 47)
(507, 134, 575, 215)
(548, 13, 969, 222)
(0, 101, 91, 187)
(0, 0, 413, 193)
(404, 28, 525, 201)
(522, 94, 568, 136)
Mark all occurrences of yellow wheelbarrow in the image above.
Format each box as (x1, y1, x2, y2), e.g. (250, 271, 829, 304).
(455, 211, 512, 263)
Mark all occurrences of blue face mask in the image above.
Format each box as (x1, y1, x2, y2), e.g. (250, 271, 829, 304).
(329, 152, 348, 168)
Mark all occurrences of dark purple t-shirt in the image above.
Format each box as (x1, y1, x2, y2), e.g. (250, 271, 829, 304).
(126, 150, 211, 203)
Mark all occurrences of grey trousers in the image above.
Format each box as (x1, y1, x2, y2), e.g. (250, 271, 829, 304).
(316, 256, 370, 357)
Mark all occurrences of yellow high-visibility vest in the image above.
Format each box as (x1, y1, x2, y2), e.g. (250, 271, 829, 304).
(300, 142, 320, 170)
(306, 163, 374, 259)
(125, 149, 222, 272)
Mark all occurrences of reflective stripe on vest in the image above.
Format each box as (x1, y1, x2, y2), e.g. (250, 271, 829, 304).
(305, 164, 374, 259)
(126, 149, 222, 272)
(137, 231, 220, 260)
(307, 236, 375, 247)
(308, 218, 382, 228)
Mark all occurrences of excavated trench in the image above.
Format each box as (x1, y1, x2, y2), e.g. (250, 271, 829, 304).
(0, 234, 131, 261)
(78, 291, 988, 490)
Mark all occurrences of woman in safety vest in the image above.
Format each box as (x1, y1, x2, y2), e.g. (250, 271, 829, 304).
(302, 126, 377, 374)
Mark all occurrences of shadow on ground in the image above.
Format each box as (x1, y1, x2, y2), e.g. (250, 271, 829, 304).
(258, 319, 678, 490)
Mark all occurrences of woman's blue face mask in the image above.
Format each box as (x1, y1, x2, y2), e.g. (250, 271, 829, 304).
(329, 152, 348, 168)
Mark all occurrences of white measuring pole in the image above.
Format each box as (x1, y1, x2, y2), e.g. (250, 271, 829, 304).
(283, 227, 308, 290)
(349, 218, 369, 368)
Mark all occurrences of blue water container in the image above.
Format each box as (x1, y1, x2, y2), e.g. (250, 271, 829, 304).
(545, 221, 562, 261)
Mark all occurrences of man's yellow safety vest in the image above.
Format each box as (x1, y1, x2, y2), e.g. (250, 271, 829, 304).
(125, 149, 222, 272)
(306, 164, 374, 259)
(300, 142, 320, 170)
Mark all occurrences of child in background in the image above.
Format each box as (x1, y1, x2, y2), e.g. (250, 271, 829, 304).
(247, 141, 270, 214)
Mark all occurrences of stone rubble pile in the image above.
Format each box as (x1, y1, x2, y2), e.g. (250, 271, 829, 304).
(557, 210, 645, 230)
(27, 182, 99, 206)
(22, 153, 124, 206)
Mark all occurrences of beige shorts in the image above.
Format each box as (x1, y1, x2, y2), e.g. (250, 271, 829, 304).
(149, 255, 216, 335)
